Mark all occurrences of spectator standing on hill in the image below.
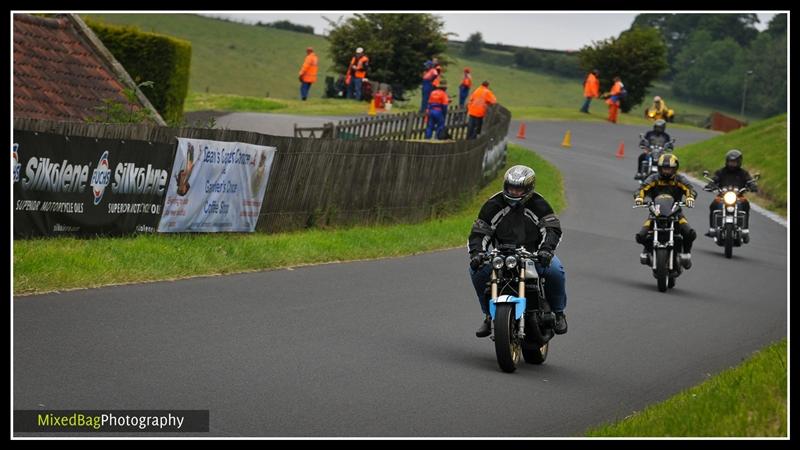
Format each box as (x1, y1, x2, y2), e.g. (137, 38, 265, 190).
(467, 80, 497, 139)
(580, 69, 600, 113)
(298, 47, 318, 101)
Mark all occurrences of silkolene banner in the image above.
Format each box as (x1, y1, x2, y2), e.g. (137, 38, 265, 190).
(13, 130, 176, 238)
(158, 138, 276, 232)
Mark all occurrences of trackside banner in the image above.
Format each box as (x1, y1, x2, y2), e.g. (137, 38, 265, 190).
(157, 138, 276, 232)
(13, 131, 176, 238)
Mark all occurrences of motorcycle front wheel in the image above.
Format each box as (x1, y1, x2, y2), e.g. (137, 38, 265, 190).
(724, 223, 734, 258)
(493, 303, 521, 373)
(655, 249, 669, 292)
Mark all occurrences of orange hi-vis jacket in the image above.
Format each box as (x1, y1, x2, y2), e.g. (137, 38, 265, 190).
(350, 55, 369, 78)
(467, 85, 497, 118)
(461, 72, 472, 88)
(431, 64, 442, 87)
(299, 52, 319, 83)
(583, 72, 599, 98)
(427, 89, 449, 110)
(606, 81, 623, 105)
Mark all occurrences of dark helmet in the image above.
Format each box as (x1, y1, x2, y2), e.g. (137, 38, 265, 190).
(725, 149, 743, 169)
(657, 153, 679, 179)
(502, 165, 536, 206)
(653, 119, 666, 134)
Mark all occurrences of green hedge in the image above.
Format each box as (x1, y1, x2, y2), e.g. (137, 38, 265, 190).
(85, 19, 191, 125)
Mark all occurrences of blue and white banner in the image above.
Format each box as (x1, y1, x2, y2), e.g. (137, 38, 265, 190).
(158, 138, 276, 232)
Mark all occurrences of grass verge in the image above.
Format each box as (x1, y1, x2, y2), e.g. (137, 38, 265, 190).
(674, 114, 786, 217)
(14, 144, 564, 295)
(586, 338, 787, 437)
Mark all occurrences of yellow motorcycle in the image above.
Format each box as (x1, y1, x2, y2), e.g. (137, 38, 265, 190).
(645, 106, 675, 122)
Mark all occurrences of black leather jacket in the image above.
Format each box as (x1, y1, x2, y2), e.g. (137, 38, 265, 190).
(641, 131, 672, 148)
(636, 173, 698, 202)
(708, 167, 758, 192)
(468, 192, 562, 256)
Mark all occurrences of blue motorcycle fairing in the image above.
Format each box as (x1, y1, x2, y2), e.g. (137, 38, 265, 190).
(489, 295, 527, 320)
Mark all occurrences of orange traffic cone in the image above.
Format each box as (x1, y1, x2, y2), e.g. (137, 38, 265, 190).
(616, 141, 625, 158)
(368, 99, 377, 116)
(561, 130, 572, 148)
(516, 122, 527, 139)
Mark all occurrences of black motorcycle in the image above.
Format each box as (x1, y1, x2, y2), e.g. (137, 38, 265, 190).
(702, 171, 760, 258)
(477, 244, 555, 373)
(635, 135, 676, 185)
(633, 194, 692, 292)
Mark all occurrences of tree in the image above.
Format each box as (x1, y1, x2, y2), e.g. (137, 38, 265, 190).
(766, 14, 787, 38)
(672, 33, 747, 110)
(669, 23, 786, 118)
(326, 14, 449, 93)
(259, 20, 314, 35)
(631, 13, 760, 79)
(578, 26, 668, 113)
(743, 31, 787, 117)
(463, 32, 484, 56)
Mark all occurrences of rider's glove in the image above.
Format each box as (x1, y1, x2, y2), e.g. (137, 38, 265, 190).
(538, 249, 554, 267)
(469, 252, 485, 271)
(634, 197, 644, 206)
(686, 197, 695, 208)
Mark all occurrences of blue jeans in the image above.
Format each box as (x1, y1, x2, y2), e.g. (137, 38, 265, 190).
(459, 86, 469, 107)
(300, 82, 312, 100)
(425, 109, 445, 139)
(469, 255, 567, 315)
(580, 97, 592, 112)
(348, 77, 363, 100)
(467, 115, 483, 139)
(420, 82, 432, 112)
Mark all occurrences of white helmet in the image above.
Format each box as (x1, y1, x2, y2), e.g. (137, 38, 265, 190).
(356, 47, 364, 53)
(654, 95, 662, 102)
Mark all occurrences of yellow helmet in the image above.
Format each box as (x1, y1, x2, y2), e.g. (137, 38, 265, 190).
(657, 153, 678, 168)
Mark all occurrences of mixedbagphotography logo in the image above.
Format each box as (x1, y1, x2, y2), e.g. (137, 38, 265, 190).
(13, 143, 21, 183)
(90, 150, 111, 205)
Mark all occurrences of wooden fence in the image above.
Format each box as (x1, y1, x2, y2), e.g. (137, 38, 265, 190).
(14, 105, 510, 234)
(295, 105, 477, 141)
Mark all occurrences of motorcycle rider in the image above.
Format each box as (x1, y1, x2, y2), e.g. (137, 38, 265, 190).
(636, 119, 672, 180)
(646, 95, 674, 121)
(468, 165, 568, 338)
(634, 153, 697, 269)
(703, 149, 758, 242)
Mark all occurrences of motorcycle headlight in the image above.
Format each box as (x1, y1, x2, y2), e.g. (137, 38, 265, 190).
(505, 255, 517, 269)
(723, 191, 738, 205)
(492, 256, 504, 270)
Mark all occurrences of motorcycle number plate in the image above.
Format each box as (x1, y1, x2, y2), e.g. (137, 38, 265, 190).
(725, 216, 735, 223)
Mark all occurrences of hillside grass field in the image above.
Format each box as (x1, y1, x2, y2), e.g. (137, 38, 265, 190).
(83, 13, 750, 126)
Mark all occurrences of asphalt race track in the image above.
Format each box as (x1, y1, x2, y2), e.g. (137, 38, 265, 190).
(14, 118, 787, 437)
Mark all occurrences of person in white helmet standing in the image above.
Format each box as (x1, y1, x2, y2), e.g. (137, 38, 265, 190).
(347, 47, 369, 101)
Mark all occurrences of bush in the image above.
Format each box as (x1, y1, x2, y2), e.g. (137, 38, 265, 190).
(85, 19, 192, 125)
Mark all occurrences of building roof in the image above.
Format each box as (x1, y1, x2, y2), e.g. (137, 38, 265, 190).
(13, 14, 164, 124)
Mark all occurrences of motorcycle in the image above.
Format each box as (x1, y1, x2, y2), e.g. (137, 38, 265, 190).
(645, 107, 675, 122)
(702, 171, 760, 258)
(477, 244, 555, 373)
(633, 194, 693, 292)
(635, 135, 676, 185)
